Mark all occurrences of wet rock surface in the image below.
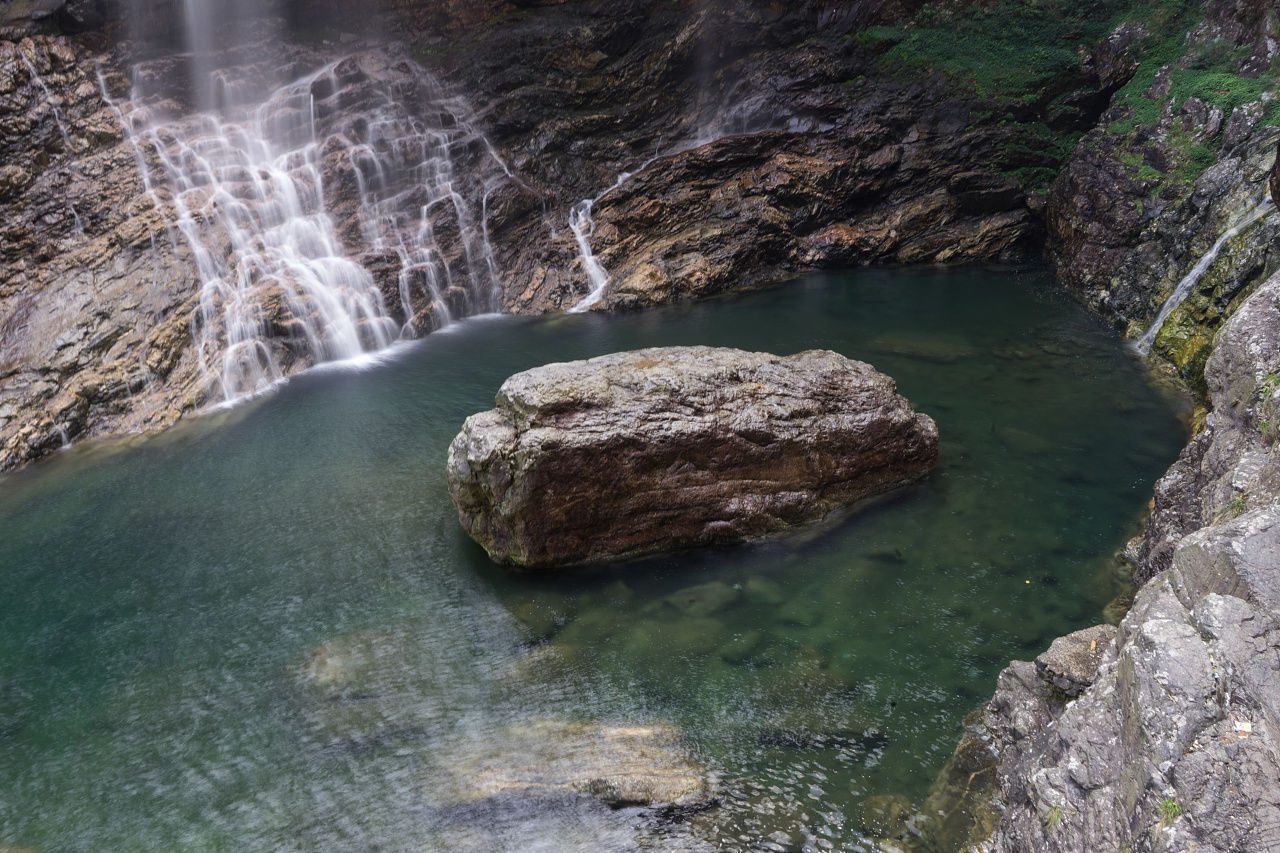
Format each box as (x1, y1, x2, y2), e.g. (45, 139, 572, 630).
(447, 346, 938, 568)
(437, 719, 715, 809)
(438, 0, 1067, 314)
(0, 35, 205, 472)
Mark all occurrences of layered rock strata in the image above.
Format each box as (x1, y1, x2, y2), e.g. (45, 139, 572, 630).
(446, 346, 938, 568)
(1, 0, 1122, 473)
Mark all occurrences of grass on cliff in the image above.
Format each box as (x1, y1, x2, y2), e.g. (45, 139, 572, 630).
(857, 0, 1154, 100)
(852, 0, 1198, 192)
(1104, 1, 1280, 191)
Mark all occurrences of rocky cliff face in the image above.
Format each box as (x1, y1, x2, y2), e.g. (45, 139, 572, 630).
(1047, 0, 1280, 387)
(6, 3, 1280, 848)
(925, 269, 1280, 853)
(0, 35, 204, 470)
(2, 0, 1108, 472)
(430, 0, 1095, 313)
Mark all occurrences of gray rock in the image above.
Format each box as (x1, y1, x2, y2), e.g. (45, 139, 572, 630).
(1034, 623, 1116, 697)
(951, 270, 1280, 852)
(446, 346, 938, 568)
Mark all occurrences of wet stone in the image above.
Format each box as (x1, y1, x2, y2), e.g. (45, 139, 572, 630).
(664, 580, 739, 617)
(860, 793, 912, 838)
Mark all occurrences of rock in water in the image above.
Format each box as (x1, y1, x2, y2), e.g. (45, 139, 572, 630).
(446, 346, 938, 568)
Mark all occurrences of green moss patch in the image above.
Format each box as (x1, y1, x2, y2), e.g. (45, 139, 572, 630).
(858, 0, 1161, 99)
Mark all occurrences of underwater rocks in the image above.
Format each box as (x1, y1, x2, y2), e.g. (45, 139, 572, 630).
(437, 719, 714, 809)
(446, 346, 938, 568)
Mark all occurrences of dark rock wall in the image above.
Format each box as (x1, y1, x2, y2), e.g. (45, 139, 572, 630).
(426, 0, 1092, 314)
(0, 0, 1108, 471)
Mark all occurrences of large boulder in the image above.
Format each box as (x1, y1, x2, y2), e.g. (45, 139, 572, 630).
(446, 346, 938, 568)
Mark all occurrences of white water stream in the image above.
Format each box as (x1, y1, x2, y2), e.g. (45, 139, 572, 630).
(108, 2, 508, 403)
(565, 149, 688, 313)
(1136, 197, 1274, 354)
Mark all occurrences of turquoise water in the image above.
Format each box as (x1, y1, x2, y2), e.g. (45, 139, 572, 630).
(0, 267, 1185, 851)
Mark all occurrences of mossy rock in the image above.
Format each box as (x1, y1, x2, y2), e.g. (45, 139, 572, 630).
(717, 629, 767, 666)
(743, 575, 786, 606)
(861, 793, 912, 838)
(505, 589, 576, 641)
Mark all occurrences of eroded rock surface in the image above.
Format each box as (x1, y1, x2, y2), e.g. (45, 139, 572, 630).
(447, 346, 938, 568)
(438, 719, 714, 809)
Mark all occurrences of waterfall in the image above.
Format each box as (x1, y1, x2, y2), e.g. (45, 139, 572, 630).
(128, 67, 398, 400)
(565, 151, 667, 313)
(18, 47, 75, 153)
(564, 114, 783, 312)
(109, 6, 508, 403)
(566, 199, 611, 312)
(1135, 197, 1274, 355)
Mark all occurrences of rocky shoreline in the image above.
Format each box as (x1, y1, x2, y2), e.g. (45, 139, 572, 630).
(3, 0, 1280, 851)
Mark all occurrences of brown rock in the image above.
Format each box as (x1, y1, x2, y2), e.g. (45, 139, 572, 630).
(439, 719, 714, 808)
(446, 346, 938, 568)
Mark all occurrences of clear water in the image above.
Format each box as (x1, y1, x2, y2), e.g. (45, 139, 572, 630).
(0, 267, 1186, 852)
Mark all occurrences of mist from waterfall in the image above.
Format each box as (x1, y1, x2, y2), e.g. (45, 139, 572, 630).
(114, 0, 506, 403)
(563, 5, 795, 313)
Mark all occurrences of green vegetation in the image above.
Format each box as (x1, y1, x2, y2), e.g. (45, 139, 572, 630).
(858, 0, 1173, 100)
(1223, 492, 1248, 519)
(856, 0, 1278, 195)
(1102, 3, 1279, 192)
(1041, 802, 1065, 832)
(998, 121, 1081, 191)
(1158, 798, 1184, 822)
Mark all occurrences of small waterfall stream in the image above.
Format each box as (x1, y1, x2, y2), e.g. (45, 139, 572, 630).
(565, 149, 690, 312)
(109, 49, 507, 403)
(18, 46, 75, 152)
(1136, 197, 1274, 354)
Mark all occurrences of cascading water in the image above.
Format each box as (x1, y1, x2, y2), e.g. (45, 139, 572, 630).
(566, 151, 680, 313)
(1136, 197, 1274, 354)
(18, 46, 74, 153)
(564, 84, 791, 312)
(112, 2, 508, 403)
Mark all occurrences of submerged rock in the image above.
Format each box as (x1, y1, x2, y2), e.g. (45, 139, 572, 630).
(446, 346, 938, 568)
(437, 719, 715, 809)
